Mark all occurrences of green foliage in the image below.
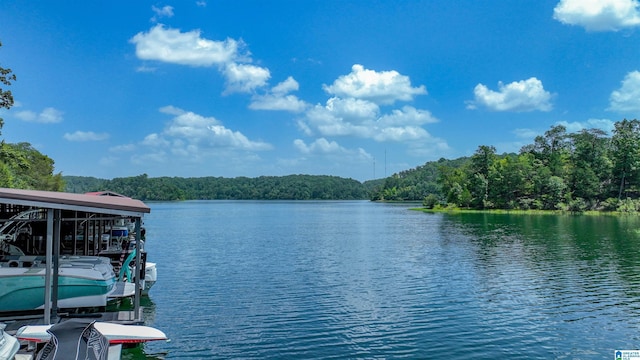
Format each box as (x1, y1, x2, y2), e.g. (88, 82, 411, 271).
(64, 174, 370, 201)
(616, 198, 640, 213)
(0, 142, 64, 191)
(567, 197, 587, 213)
(0, 41, 16, 133)
(601, 198, 619, 211)
(370, 157, 468, 201)
(542, 176, 567, 210)
(63, 176, 107, 193)
(422, 194, 439, 209)
(612, 119, 640, 198)
(373, 119, 640, 213)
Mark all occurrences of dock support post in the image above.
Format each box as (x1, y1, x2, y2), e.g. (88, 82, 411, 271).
(44, 208, 53, 324)
(52, 209, 61, 321)
(134, 217, 141, 321)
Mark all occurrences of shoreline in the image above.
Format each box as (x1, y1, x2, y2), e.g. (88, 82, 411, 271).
(409, 207, 637, 216)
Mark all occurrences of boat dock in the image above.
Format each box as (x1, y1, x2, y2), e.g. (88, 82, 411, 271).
(0, 188, 161, 359)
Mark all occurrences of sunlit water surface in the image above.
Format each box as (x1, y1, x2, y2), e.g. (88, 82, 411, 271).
(126, 201, 640, 359)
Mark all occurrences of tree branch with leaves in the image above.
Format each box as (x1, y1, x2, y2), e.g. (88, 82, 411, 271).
(0, 41, 16, 134)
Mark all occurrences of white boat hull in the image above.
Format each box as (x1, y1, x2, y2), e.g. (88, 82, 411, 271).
(16, 321, 168, 344)
(15, 320, 167, 360)
(142, 261, 157, 295)
(0, 256, 116, 312)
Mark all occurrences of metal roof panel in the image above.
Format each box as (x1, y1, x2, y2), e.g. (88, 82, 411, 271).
(0, 188, 150, 216)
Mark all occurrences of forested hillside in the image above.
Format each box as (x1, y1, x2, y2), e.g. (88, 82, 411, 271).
(375, 120, 640, 212)
(370, 157, 469, 201)
(64, 174, 378, 201)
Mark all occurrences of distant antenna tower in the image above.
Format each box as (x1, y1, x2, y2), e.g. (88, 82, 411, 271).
(373, 157, 376, 179)
(384, 149, 387, 178)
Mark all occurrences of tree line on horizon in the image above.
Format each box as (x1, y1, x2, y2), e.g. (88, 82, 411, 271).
(64, 174, 382, 201)
(373, 119, 640, 212)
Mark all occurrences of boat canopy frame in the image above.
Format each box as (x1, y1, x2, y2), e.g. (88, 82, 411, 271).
(0, 188, 150, 324)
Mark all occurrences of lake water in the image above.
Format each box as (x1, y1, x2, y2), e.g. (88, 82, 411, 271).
(130, 201, 640, 359)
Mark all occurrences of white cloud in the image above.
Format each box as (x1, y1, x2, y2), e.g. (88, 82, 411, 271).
(15, 107, 64, 123)
(468, 77, 553, 112)
(249, 77, 307, 112)
(141, 133, 171, 147)
(164, 110, 221, 139)
(130, 25, 275, 95)
(272, 77, 299, 95)
(324, 97, 380, 121)
(130, 24, 241, 67)
(250, 94, 307, 112)
(373, 126, 430, 142)
(303, 98, 379, 137)
(300, 97, 440, 143)
(206, 124, 272, 150)
(143, 107, 272, 162)
(113, 107, 273, 167)
(377, 106, 439, 127)
(151, 5, 174, 22)
(374, 106, 439, 142)
(223, 62, 271, 94)
(553, 0, 640, 31)
(609, 70, 640, 112)
(64, 131, 110, 142)
(293, 138, 372, 160)
(294, 138, 338, 154)
(159, 105, 185, 116)
(323, 64, 427, 105)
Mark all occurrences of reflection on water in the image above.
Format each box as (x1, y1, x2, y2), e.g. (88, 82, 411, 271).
(121, 346, 167, 360)
(438, 213, 640, 358)
(110, 296, 166, 359)
(129, 202, 640, 359)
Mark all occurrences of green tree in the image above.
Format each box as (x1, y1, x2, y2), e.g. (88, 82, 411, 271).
(469, 145, 496, 208)
(543, 176, 567, 210)
(2, 142, 64, 191)
(0, 42, 16, 134)
(438, 165, 471, 207)
(489, 154, 535, 209)
(611, 119, 640, 199)
(524, 125, 569, 177)
(568, 128, 612, 203)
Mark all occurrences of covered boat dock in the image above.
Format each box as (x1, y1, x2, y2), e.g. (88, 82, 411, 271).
(0, 188, 150, 324)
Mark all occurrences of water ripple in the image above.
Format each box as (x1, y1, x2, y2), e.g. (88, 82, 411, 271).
(136, 202, 640, 359)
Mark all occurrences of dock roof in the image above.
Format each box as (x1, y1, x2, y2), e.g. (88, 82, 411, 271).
(0, 188, 150, 217)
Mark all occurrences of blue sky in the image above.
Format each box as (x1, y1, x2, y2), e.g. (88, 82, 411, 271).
(2, 1, 640, 182)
